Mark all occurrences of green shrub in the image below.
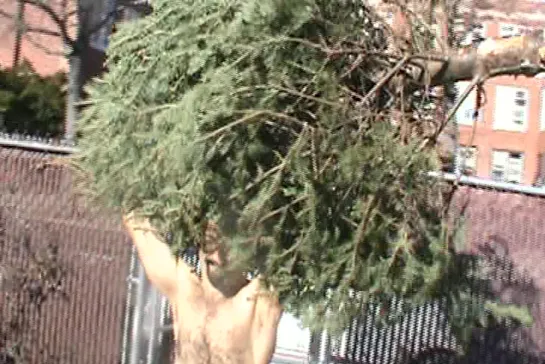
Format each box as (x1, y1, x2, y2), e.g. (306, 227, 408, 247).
(0, 61, 66, 138)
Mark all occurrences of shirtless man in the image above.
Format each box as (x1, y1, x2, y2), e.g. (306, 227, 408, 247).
(123, 214, 283, 364)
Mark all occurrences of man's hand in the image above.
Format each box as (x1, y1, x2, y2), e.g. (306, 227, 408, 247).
(122, 212, 156, 236)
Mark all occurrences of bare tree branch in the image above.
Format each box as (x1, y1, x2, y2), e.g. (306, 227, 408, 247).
(21, 0, 73, 46)
(24, 25, 63, 38)
(0, 8, 18, 27)
(1, 0, 125, 58)
(25, 33, 65, 56)
(0, 8, 61, 37)
(0, 8, 14, 18)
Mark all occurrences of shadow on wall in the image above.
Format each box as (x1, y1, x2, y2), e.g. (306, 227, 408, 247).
(409, 254, 544, 364)
(461, 243, 544, 364)
(408, 188, 545, 364)
(453, 187, 545, 352)
(308, 187, 545, 364)
(405, 188, 545, 364)
(316, 249, 544, 364)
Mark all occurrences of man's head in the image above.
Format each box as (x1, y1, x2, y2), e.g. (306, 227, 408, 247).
(199, 221, 248, 296)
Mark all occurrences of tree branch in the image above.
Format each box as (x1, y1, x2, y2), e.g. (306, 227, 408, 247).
(25, 33, 65, 56)
(0, 8, 15, 19)
(2, 0, 124, 57)
(21, 0, 75, 47)
(410, 35, 545, 87)
(23, 25, 62, 38)
(279, 34, 545, 92)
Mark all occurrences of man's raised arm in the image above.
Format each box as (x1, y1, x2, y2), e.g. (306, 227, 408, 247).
(123, 213, 184, 299)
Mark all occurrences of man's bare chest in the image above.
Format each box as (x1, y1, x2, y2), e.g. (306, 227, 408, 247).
(177, 294, 254, 340)
(172, 291, 256, 363)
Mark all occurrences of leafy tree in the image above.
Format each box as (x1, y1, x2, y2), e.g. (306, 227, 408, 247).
(0, 62, 66, 137)
(76, 0, 539, 342)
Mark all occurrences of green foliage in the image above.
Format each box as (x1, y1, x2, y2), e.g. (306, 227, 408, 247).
(0, 61, 66, 138)
(76, 0, 532, 339)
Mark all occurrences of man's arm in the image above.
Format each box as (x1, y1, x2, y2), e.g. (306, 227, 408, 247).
(246, 277, 283, 364)
(123, 213, 186, 299)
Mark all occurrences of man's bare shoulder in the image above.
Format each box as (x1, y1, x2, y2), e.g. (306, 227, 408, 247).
(239, 277, 282, 315)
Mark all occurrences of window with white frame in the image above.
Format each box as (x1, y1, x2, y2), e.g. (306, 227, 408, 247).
(491, 150, 524, 183)
(453, 18, 466, 34)
(455, 81, 483, 126)
(457, 146, 477, 175)
(499, 23, 521, 38)
(541, 89, 545, 131)
(474, 23, 487, 40)
(459, 24, 487, 46)
(493, 86, 529, 132)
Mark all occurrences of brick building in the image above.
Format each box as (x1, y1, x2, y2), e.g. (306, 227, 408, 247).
(456, 70, 545, 186)
(456, 2, 545, 185)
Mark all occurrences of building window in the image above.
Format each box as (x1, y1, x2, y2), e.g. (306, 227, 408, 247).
(491, 150, 524, 184)
(473, 24, 487, 40)
(535, 153, 545, 187)
(540, 89, 545, 131)
(455, 81, 483, 126)
(493, 86, 529, 132)
(457, 146, 477, 175)
(499, 23, 521, 38)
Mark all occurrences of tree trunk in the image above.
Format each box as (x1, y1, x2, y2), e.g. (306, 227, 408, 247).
(12, 0, 25, 68)
(65, 52, 81, 142)
(415, 35, 545, 87)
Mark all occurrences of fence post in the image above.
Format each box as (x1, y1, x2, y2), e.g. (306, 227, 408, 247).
(120, 247, 138, 364)
(128, 260, 147, 364)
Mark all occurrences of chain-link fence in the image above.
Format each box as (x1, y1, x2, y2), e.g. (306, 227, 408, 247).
(2, 143, 545, 364)
(0, 146, 132, 364)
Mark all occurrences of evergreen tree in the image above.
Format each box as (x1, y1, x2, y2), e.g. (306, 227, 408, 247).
(76, 0, 532, 340)
(0, 62, 66, 137)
